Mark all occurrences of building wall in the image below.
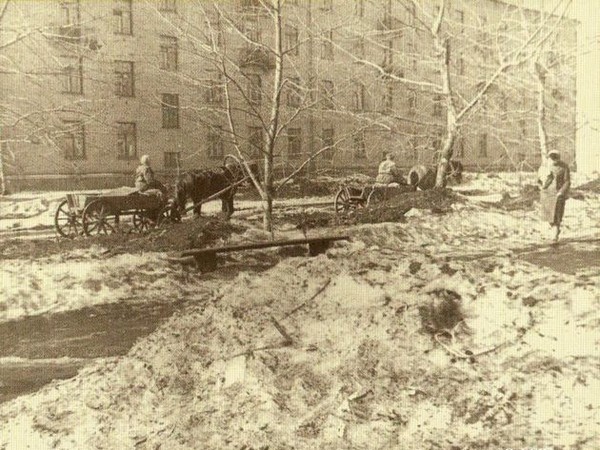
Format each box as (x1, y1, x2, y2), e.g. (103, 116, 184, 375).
(1, 0, 577, 190)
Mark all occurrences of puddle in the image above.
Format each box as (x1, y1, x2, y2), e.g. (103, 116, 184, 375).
(0, 300, 182, 403)
(521, 242, 600, 275)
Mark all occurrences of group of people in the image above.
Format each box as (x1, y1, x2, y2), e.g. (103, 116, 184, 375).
(135, 148, 571, 242)
(376, 149, 571, 242)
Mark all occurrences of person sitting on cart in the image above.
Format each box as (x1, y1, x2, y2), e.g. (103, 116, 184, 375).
(135, 154, 167, 196)
(375, 152, 404, 185)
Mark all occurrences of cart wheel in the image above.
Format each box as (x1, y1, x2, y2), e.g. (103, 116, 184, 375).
(132, 211, 155, 233)
(366, 187, 387, 207)
(334, 187, 354, 214)
(334, 186, 365, 213)
(54, 199, 82, 238)
(82, 200, 118, 236)
(157, 204, 182, 227)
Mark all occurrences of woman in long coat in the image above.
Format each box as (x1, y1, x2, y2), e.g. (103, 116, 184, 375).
(539, 150, 570, 241)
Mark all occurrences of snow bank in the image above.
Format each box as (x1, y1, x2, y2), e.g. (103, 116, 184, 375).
(0, 252, 199, 321)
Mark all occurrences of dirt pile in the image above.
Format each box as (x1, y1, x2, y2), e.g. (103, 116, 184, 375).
(0, 217, 245, 260)
(281, 189, 459, 231)
(2, 244, 599, 449)
(575, 176, 600, 193)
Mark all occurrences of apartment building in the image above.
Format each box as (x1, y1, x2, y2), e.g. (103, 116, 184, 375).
(0, 0, 577, 190)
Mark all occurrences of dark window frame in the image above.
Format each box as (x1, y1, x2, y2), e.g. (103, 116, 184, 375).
(159, 35, 178, 71)
(205, 79, 224, 105)
(164, 151, 181, 169)
(159, 0, 176, 12)
(114, 60, 134, 97)
(351, 82, 365, 112)
(247, 126, 264, 159)
(61, 56, 83, 94)
(113, 0, 133, 35)
(321, 128, 334, 160)
(62, 121, 86, 160)
(320, 79, 334, 110)
(353, 132, 366, 160)
(284, 26, 299, 56)
(286, 77, 302, 107)
(116, 122, 137, 160)
(207, 127, 224, 159)
(287, 127, 302, 159)
(321, 30, 334, 60)
(479, 132, 488, 157)
(161, 93, 180, 129)
(248, 74, 262, 106)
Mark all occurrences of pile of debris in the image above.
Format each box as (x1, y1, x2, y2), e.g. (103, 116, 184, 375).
(0, 217, 245, 260)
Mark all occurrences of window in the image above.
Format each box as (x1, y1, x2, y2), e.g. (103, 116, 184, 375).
(244, 18, 261, 43)
(353, 132, 366, 159)
(432, 94, 442, 117)
(353, 37, 365, 59)
(114, 0, 133, 35)
(457, 56, 464, 76)
(207, 127, 224, 159)
(160, 35, 178, 71)
(61, 1, 80, 26)
(240, 0, 262, 12)
(456, 9, 464, 33)
(159, 0, 176, 12)
(248, 126, 263, 158)
(351, 82, 365, 111)
(286, 77, 301, 107)
(478, 133, 488, 157)
(284, 26, 299, 56)
(61, 121, 85, 160)
(383, 39, 393, 66)
(407, 2, 416, 27)
(162, 94, 180, 129)
(116, 122, 137, 160)
(383, 82, 393, 112)
(164, 152, 181, 169)
(407, 89, 417, 111)
(320, 80, 334, 110)
(409, 136, 418, 160)
(61, 57, 83, 94)
(287, 127, 302, 159)
(321, 30, 333, 60)
(248, 74, 262, 106)
(114, 61, 134, 97)
(454, 136, 464, 158)
(205, 80, 224, 105)
(355, 0, 364, 17)
(321, 128, 334, 160)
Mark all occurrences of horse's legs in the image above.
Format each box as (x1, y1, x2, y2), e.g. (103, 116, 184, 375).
(221, 195, 234, 220)
(193, 200, 202, 217)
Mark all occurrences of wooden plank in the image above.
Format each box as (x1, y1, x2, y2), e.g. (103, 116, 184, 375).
(181, 235, 349, 257)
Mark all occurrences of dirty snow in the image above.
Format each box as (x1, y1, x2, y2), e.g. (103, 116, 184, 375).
(0, 171, 599, 449)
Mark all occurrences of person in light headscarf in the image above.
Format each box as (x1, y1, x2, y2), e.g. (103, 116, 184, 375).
(134, 154, 166, 194)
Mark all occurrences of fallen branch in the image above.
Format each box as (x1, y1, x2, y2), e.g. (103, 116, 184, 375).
(435, 333, 509, 359)
(270, 315, 293, 345)
(284, 278, 331, 318)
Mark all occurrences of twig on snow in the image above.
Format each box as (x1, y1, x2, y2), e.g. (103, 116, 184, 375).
(284, 278, 332, 318)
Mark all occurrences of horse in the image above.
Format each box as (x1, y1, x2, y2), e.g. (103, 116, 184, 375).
(174, 161, 260, 219)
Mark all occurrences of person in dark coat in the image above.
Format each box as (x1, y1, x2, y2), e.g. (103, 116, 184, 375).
(539, 150, 570, 241)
